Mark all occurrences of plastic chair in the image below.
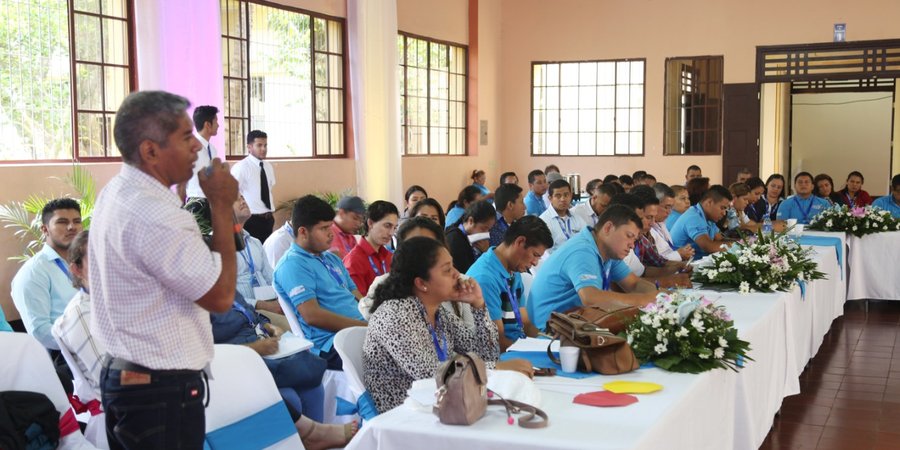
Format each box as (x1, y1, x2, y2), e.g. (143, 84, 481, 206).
(333, 327, 377, 422)
(51, 325, 108, 449)
(0, 332, 96, 449)
(205, 344, 304, 449)
(277, 295, 305, 338)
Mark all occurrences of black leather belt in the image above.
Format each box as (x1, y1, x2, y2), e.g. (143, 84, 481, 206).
(103, 356, 200, 377)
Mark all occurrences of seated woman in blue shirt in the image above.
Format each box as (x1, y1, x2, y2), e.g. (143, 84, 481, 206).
(777, 172, 831, 225)
(470, 169, 494, 202)
(872, 174, 900, 218)
(363, 237, 532, 413)
(670, 186, 733, 258)
(444, 185, 484, 229)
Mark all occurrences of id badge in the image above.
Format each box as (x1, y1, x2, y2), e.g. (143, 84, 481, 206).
(255, 323, 270, 338)
(253, 285, 276, 301)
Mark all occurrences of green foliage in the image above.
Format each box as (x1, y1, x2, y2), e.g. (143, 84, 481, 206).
(0, 165, 95, 262)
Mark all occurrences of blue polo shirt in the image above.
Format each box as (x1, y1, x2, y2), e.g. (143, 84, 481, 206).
(777, 195, 830, 224)
(466, 247, 526, 342)
(524, 190, 547, 216)
(670, 203, 719, 257)
(445, 206, 465, 228)
(273, 243, 364, 353)
(872, 195, 900, 218)
(665, 209, 683, 230)
(526, 228, 631, 330)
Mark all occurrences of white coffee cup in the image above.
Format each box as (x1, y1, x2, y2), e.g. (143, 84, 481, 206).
(786, 218, 798, 228)
(559, 346, 580, 373)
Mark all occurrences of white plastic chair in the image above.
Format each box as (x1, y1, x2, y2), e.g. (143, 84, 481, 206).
(333, 327, 367, 395)
(205, 344, 304, 449)
(277, 295, 305, 338)
(0, 333, 96, 449)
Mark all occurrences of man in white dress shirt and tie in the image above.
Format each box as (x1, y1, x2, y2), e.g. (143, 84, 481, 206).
(178, 105, 219, 202)
(232, 129, 276, 243)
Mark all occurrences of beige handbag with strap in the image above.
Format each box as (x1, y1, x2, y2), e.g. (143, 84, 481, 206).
(433, 352, 548, 428)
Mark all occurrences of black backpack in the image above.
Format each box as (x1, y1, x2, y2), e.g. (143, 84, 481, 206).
(0, 391, 60, 450)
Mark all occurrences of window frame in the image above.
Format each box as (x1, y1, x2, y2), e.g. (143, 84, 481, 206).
(222, 0, 349, 161)
(662, 55, 724, 156)
(529, 58, 646, 158)
(397, 31, 469, 157)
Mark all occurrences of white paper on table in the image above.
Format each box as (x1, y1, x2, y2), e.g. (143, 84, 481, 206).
(406, 378, 438, 409)
(506, 337, 560, 353)
(262, 331, 314, 359)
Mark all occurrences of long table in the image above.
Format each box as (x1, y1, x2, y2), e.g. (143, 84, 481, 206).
(348, 246, 846, 450)
(847, 231, 900, 301)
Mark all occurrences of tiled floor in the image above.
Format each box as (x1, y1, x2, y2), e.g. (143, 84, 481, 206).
(761, 300, 900, 450)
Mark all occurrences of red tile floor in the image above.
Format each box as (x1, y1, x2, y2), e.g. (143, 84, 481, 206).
(760, 300, 900, 450)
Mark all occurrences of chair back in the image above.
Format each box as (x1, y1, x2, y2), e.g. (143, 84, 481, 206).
(333, 327, 367, 393)
(276, 296, 305, 338)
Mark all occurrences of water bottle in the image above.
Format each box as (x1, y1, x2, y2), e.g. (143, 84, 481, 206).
(762, 216, 773, 235)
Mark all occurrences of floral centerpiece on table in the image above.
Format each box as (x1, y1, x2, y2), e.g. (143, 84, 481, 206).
(624, 291, 751, 374)
(692, 230, 825, 294)
(807, 204, 900, 238)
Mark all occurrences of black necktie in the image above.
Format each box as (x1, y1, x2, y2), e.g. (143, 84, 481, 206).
(259, 161, 271, 210)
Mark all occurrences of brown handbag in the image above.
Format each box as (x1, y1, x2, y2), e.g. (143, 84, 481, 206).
(562, 300, 641, 335)
(546, 311, 639, 375)
(433, 352, 548, 428)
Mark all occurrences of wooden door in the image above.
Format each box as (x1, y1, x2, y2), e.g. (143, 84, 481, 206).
(722, 83, 761, 185)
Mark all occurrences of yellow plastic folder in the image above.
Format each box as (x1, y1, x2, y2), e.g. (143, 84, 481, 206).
(602, 381, 663, 394)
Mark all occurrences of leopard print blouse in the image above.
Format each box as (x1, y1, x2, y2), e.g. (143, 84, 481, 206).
(364, 296, 499, 413)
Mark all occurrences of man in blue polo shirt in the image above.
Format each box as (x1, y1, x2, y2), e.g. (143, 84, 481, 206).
(670, 185, 732, 258)
(468, 216, 552, 351)
(777, 172, 831, 225)
(526, 205, 660, 330)
(489, 183, 526, 247)
(872, 174, 900, 218)
(524, 169, 549, 216)
(274, 195, 367, 370)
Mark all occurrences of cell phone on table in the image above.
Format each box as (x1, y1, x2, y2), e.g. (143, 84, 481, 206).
(533, 367, 556, 377)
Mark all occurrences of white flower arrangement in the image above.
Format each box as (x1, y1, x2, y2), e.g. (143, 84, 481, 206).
(808, 204, 900, 237)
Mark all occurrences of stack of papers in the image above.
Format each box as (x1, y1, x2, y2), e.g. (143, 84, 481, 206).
(506, 337, 560, 353)
(263, 332, 314, 360)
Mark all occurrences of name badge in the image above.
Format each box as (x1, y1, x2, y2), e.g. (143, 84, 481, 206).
(253, 285, 276, 301)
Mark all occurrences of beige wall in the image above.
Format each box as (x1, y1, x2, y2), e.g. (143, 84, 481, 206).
(497, 0, 900, 187)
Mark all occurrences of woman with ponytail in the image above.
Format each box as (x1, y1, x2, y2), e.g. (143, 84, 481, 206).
(363, 237, 532, 413)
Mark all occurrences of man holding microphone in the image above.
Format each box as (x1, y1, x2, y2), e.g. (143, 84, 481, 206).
(90, 91, 238, 449)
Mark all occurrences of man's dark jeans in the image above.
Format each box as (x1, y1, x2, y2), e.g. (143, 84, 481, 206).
(100, 359, 206, 450)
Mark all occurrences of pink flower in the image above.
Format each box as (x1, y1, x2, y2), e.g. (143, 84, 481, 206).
(851, 207, 866, 218)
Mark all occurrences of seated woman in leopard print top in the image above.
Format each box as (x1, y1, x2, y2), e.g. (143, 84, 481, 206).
(364, 237, 533, 413)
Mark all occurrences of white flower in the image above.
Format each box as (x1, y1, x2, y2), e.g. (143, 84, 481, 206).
(654, 343, 667, 354)
(798, 272, 805, 281)
(739, 281, 751, 294)
(627, 334, 634, 345)
(885, 226, 889, 231)
(825, 220, 833, 227)
(852, 225, 858, 231)
(675, 327, 689, 338)
(714, 347, 725, 359)
(707, 270, 718, 280)
(699, 353, 710, 359)
(641, 315, 652, 325)
(718, 337, 729, 348)
(691, 318, 706, 333)
(769, 283, 778, 291)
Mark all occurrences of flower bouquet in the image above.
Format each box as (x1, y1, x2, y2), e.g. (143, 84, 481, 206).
(807, 204, 900, 238)
(692, 230, 825, 293)
(624, 291, 751, 373)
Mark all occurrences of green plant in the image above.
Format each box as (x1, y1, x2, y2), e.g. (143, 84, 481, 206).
(0, 165, 96, 262)
(274, 189, 355, 216)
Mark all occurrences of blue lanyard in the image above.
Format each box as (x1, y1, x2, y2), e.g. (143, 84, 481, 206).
(53, 258, 72, 282)
(554, 215, 573, 239)
(793, 196, 815, 222)
(317, 256, 346, 287)
(367, 254, 387, 276)
(747, 202, 758, 219)
(232, 301, 256, 327)
(655, 224, 677, 251)
(504, 276, 524, 330)
(598, 257, 612, 291)
(426, 314, 448, 362)
(844, 192, 856, 208)
(284, 222, 295, 238)
(239, 236, 260, 287)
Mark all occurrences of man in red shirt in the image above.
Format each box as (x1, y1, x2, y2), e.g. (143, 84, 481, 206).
(329, 196, 365, 259)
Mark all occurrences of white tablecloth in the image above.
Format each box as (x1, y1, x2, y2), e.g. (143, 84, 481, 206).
(847, 231, 900, 300)
(347, 243, 845, 450)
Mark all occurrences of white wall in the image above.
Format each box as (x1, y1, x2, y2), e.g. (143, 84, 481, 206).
(791, 91, 893, 196)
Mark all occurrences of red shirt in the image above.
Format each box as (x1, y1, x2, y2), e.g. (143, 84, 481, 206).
(841, 189, 873, 208)
(329, 222, 357, 259)
(343, 238, 393, 296)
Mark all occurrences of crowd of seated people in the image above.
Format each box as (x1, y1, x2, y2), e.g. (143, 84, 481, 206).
(6, 105, 900, 450)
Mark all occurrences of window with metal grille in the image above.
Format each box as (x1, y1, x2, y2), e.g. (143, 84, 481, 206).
(0, 0, 135, 162)
(531, 59, 645, 156)
(664, 56, 723, 155)
(398, 33, 467, 156)
(221, 0, 345, 159)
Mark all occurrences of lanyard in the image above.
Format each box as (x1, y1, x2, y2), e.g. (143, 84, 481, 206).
(239, 236, 260, 287)
(425, 312, 448, 362)
(598, 256, 612, 291)
(231, 301, 256, 328)
(844, 192, 856, 208)
(794, 196, 815, 222)
(53, 258, 73, 282)
(284, 222, 295, 238)
(747, 202, 758, 220)
(504, 275, 524, 330)
(554, 215, 573, 239)
(317, 255, 346, 287)
(654, 224, 677, 251)
(367, 254, 387, 276)
(340, 233, 354, 254)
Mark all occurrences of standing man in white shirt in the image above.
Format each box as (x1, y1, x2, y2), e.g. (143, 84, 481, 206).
(91, 90, 238, 449)
(178, 105, 219, 202)
(232, 129, 275, 243)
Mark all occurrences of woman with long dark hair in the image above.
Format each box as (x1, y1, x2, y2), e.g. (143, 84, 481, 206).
(838, 171, 873, 208)
(813, 173, 844, 206)
(445, 200, 496, 274)
(409, 197, 446, 229)
(444, 185, 484, 228)
(399, 185, 428, 225)
(363, 237, 532, 413)
(750, 174, 786, 221)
